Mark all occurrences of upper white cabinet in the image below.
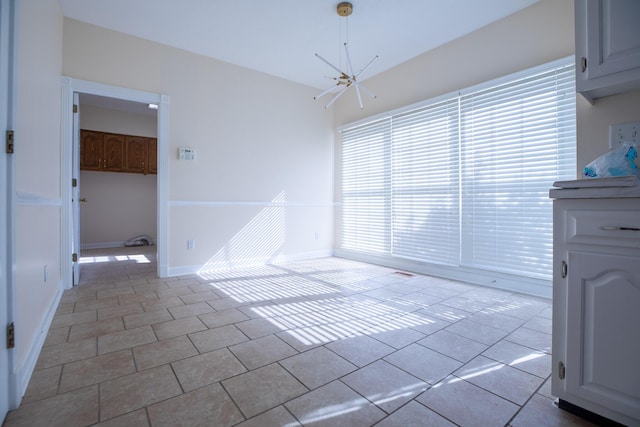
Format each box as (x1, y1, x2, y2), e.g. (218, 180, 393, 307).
(575, 0, 640, 102)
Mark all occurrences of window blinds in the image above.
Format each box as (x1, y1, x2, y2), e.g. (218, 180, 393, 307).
(340, 59, 575, 281)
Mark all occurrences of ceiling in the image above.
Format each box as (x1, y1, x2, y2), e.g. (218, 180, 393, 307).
(61, 0, 540, 91)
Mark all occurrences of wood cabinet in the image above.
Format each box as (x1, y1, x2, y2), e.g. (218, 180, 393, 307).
(80, 129, 157, 175)
(575, 0, 640, 102)
(551, 191, 640, 426)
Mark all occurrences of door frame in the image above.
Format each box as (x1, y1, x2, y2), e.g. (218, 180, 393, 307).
(1, 0, 18, 416)
(61, 77, 169, 288)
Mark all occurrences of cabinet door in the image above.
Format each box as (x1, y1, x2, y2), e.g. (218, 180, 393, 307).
(576, 0, 640, 99)
(102, 133, 125, 172)
(147, 138, 157, 175)
(566, 251, 640, 418)
(80, 130, 103, 171)
(125, 136, 148, 174)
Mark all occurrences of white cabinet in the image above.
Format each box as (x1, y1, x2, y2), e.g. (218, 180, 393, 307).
(575, 0, 640, 102)
(552, 195, 640, 426)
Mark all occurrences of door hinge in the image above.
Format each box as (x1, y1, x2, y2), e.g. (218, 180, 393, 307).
(72, 178, 77, 188)
(558, 361, 565, 380)
(73, 104, 78, 113)
(580, 57, 587, 73)
(561, 260, 568, 279)
(72, 253, 78, 262)
(7, 322, 15, 349)
(6, 130, 14, 154)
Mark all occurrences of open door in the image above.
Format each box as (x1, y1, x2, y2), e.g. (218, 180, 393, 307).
(71, 92, 80, 285)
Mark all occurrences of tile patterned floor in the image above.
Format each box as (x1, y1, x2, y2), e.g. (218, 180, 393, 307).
(4, 246, 598, 427)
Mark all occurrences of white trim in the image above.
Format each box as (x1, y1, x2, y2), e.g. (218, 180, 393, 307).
(169, 200, 336, 207)
(167, 250, 335, 278)
(1, 0, 19, 412)
(15, 285, 62, 401)
(60, 77, 169, 287)
(16, 192, 61, 206)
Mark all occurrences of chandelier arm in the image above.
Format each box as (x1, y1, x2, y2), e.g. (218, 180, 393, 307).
(354, 83, 364, 109)
(356, 82, 376, 99)
(315, 53, 349, 77)
(355, 55, 380, 78)
(325, 85, 349, 109)
(314, 84, 340, 100)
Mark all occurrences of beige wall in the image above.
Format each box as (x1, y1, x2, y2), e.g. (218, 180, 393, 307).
(15, 0, 63, 392)
(63, 19, 335, 273)
(79, 105, 157, 247)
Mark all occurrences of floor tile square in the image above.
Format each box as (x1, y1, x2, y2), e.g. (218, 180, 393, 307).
(147, 383, 244, 427)
(4, 385, 99, 427)
(416, 375, 519, 427)
(230, 335, 297, 370)
(199, 308, 250, 328)
(235, 405, 301, 427)
(97, 303, 144, 321)
(133, 335, 198, 370)
(68, 317, 124, 342)
(506, 326, 552, 353)
(510, 394, 599, 427)
(235, 317, 286, 339)
(223, 363, 308, 418)
(152, 315, 207, 340)
(97, 326, 157, 355)
(91, 409, 150, 427)
(384, 343, 461, 385)
(168, 301, 214, 319)
(50, 310, 97, 329)
(279, 346, 356, 389)
(35, 338, 97, 369)
(375, 400, 456, 427)
(285, 380, 386, 426)
(342, 360, 428, 413)
(99, 364, 182, 421)
(59, 349, 135, 393)
(369, 328, 425, 350)
(123, 309, 173, 329)
(444, 318, 508, 346)
(21, 365, 62, 404)
(453, 355, 544, 405)
(189, 325, 249, 353)
(417, 329, 487, 363)
(326, 335, 395, 367)
(172, 348, 246, 392)
(482, 339, 551, 378)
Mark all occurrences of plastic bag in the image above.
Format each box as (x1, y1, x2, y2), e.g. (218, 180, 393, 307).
(124, 234, 153, 247)
(583, 143, 640, 178)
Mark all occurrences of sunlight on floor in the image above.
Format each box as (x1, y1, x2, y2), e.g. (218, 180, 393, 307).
(80, 253, 152, 264)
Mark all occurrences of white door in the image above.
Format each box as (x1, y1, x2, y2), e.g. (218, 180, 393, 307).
(0, 0, 16, 420)
(72, 93, 81, 285)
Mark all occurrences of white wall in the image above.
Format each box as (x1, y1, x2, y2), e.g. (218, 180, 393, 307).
(63, 18, 335, 274)
(14, 0, 63, 400)
(79, 105, 157, 247)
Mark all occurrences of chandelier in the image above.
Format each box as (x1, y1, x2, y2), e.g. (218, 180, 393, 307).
(314, 2, 378, 109)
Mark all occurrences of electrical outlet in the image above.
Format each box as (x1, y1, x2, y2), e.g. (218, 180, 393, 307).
(609, 121, 640, 149)
(187, 239, 195, 250)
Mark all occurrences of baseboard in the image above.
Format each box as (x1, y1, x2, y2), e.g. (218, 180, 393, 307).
(167, 250, 334, 278)
(81, 241, 125, 249)
(15, 282, 63, 404)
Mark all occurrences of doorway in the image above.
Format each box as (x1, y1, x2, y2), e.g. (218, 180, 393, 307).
(76, 94, 158, 283)
(61, 77, 169, 289)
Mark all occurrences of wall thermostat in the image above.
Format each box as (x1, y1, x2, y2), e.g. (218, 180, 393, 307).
(179, 147, 196, 160)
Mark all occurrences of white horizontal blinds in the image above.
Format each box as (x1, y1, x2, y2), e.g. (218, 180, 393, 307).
(459, 63, 576, 279)
(391, 99, 460, 265)
(341, 118, 391, 254)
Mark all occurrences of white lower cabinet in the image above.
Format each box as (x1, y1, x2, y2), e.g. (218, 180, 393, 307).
(552, 196, 640, 426)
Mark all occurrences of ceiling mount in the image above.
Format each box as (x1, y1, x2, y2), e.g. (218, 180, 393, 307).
(337, 2, 353, 17)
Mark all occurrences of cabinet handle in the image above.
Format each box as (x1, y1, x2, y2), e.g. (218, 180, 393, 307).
(581, 57, 587, 73)
(601, 226, 640, 231)
(561, 260, 567, 279)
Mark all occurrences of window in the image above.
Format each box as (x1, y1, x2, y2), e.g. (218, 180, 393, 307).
(340, 58, 576, 281)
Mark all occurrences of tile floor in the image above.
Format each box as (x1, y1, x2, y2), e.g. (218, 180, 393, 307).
(4, 246, 598, 427)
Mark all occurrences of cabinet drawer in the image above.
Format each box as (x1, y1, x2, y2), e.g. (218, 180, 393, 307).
(565, 210, 640, 248)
